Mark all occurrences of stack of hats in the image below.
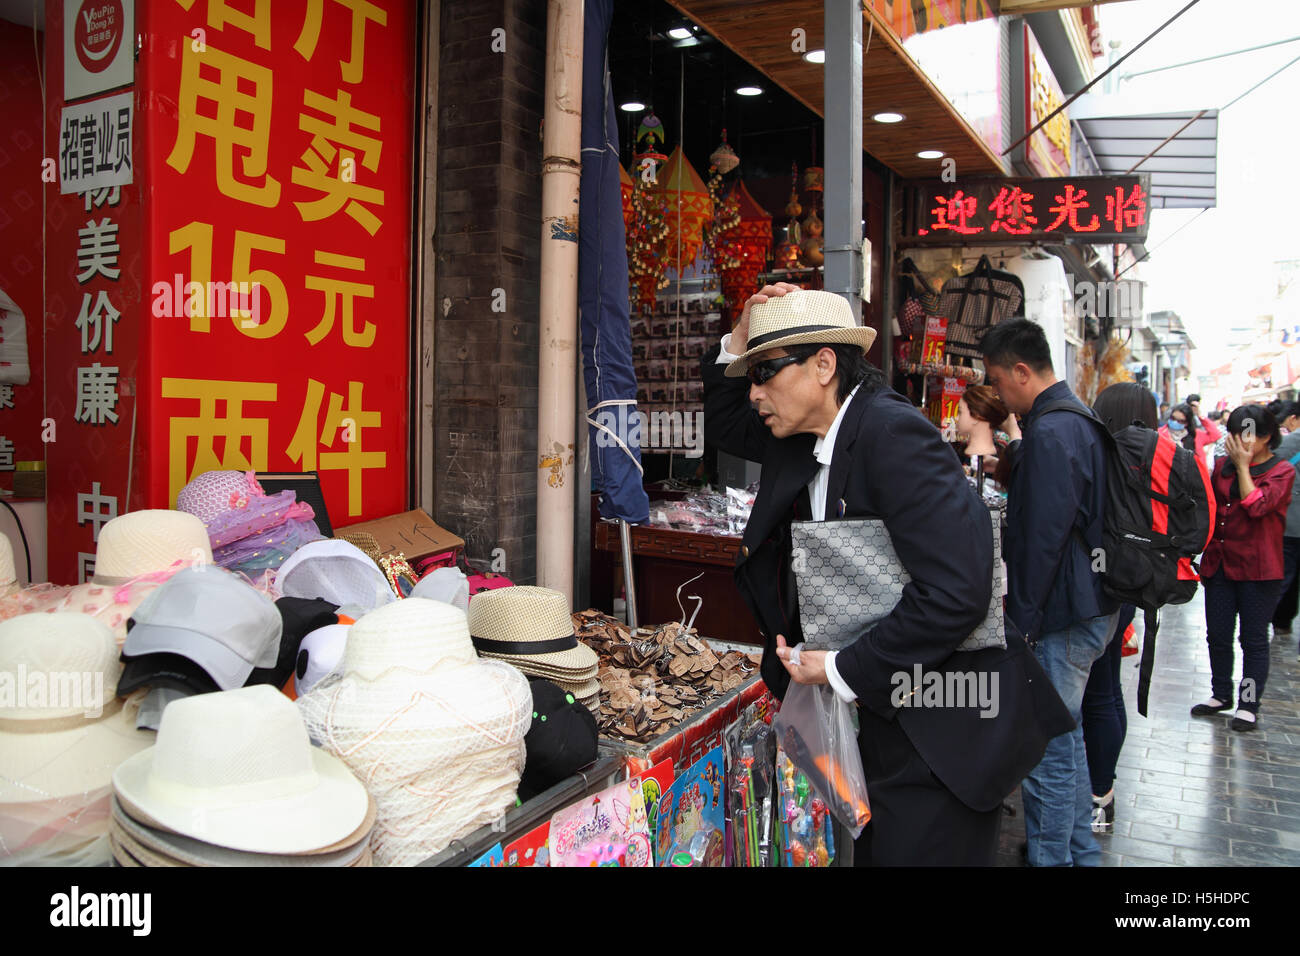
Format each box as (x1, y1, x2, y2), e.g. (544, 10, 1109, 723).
(176, 470, 323, 581)
(119, 566, 339, 728)
(468, 586, 601, 713)
(111, 685, 374, 867)
(296, 598, 532, 866)
(0, 613, 153, 866)
(0, 510, 214, 646)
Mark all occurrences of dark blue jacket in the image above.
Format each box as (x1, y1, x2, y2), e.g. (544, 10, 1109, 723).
(1004, 381, 1118, 640)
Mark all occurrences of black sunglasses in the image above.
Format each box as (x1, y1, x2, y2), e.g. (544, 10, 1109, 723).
(747, 355, 804, 386)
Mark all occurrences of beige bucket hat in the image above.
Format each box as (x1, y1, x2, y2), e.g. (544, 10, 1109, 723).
(468, 586, 599, 677)
(112, 684, 370, 855)
(92, 510, 213, 585)
(0, 613, 151, 804)
(724, 288, 877, 377)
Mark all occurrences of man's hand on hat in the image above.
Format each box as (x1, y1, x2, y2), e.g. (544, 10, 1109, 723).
(775, 633, 827, 685)
(732, 282, 802, 355)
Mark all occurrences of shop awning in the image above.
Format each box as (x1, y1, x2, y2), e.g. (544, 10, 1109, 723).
(663, 0, 1006, 178)
(1070, 99, 1219, 210)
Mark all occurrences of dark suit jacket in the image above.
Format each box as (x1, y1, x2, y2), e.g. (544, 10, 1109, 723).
(702, 345, 1074, 812)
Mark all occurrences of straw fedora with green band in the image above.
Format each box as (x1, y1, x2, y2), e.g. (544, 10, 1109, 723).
(468, 586, 600, 677)
(723, 289, 878, 378)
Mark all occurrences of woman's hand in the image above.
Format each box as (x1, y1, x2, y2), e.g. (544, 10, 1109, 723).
(1226, 433, 1254, 469)
(731, 282, 802, 355)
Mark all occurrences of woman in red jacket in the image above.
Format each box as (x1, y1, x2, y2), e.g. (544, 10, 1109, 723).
(1159, 403, 1219, 463)
(1192, 404, 1295, 731)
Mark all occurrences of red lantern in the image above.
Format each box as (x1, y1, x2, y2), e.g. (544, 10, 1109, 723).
(657, 146, 714, 275)
(619, 163, 634, 234)
(718, 180, 773, 315)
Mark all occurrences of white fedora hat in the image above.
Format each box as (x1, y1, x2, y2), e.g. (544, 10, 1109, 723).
(0, 613, 151, 804)
(274, 539, 397, 612)
(112, 684, 369, 855)
(724, 289, 877, 377)
(468, 586, 599, 677)
(93, 510, 213, 585)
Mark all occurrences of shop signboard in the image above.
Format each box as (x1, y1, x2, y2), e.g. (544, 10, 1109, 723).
(45, 0, 414, 585)
(1023, 26, 1071, 178)
(64, 0, 135, 101)
(906, 175, 1152, 244)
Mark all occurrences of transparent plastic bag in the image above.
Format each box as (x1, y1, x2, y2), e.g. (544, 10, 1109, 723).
(773, 673, 871, 840)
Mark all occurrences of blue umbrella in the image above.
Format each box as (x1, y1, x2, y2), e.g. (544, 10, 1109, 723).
(579, 0, 649, 525)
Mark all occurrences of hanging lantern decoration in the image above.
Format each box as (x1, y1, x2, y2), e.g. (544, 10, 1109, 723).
(626, 166, 670, 313)
(709, 129, 740, 175)
(619, 162, 634, 234)
(634, 112, 669, 184)
(773, 163, 803, 270)
(799, 208, 824, 267)
(656, 145, 714, 276)
(716, 179, 773, 313)
(801, 165, 825, 195)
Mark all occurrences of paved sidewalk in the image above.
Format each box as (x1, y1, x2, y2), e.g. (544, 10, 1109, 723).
(997, 588, 1300, 866)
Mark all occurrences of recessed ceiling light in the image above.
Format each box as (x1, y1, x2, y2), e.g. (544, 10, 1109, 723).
(803, 50, 825, 64)
(620, 101, 646, 112)
(873, 111, 905, 123)
(917, 149, 945, 159)
(668, 27, 693, 40)
(736, 86, 764, 96)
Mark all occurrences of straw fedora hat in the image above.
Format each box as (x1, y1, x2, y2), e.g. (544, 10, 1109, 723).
(92, 510, 213, 585)
(112, 684, 369, 855)
(723, 288, 877, 377)
(468, 586, 599, 676)
(0, 613, 152, 803)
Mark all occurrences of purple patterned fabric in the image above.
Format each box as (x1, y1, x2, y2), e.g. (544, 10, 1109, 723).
(177, 471, 323, 575)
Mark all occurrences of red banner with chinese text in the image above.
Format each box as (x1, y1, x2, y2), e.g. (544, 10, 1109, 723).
(140, 0, 413, 522)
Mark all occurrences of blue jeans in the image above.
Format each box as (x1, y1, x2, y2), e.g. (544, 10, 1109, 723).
(1023, 612, 1116, 867)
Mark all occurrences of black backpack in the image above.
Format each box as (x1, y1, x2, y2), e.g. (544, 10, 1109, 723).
(1042, 402, 1216, 714)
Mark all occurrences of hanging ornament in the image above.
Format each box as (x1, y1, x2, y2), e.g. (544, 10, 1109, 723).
(799, 209, 824, 266)
(802, 166, 825, 195)
(709, 129, 740, 175)
(619, 163, 635, 234)
(626, 166, 670, 313)
(774, 163, 802, 270)
(634, 112, 669, 184)
(716, 179, 773, 315)
(656, 145, 714, 276)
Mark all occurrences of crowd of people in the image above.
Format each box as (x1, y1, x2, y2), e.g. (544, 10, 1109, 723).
(703, 282, 1297, 867)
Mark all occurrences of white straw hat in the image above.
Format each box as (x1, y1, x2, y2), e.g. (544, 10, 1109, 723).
(297, 598, 532, 866)
(274, 539, 396, 612)
(92, 511, 213, 585)
(113, 684, 369, 855)
(468, 586, 599, 676)
(0, 613, 151, 803)
(724, 289, 877, 377)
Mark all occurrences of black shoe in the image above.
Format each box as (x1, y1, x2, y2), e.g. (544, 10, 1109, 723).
(1231, 713, 1259, 732)
(1191, 699, 1234, 717)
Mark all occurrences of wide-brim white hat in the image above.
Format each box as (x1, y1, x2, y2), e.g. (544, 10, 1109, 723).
(468, 586, 599, 675)
(274, 539, 397, 612)
(724, 289, 877, 377)
(112, 684, 369, 854)
(0, 532, 15, 588)
(0, 613, 152, 803)
(92, 510, 213, 585)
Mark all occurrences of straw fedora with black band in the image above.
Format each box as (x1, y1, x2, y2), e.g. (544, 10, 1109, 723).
(468, 586, 599, 678)
(723, 288, 877, 377)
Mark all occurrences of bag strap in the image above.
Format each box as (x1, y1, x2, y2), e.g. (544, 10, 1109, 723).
(1137, 607, 1159, 718)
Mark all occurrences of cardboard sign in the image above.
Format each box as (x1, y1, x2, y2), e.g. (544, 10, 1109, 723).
(334, 508, 464, 562)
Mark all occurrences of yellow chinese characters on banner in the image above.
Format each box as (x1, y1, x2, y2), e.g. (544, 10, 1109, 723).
(150, 0, 411, 520)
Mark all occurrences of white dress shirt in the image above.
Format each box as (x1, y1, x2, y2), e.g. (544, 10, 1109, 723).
(717, 334, 859, 702)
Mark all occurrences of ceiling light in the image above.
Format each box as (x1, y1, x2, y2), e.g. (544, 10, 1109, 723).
(873, 111, 905, 124)
(917, 149, 945, 159)
(803, 50, 825, 64)
(672, 36, 701, 48)
(620, 101, 646, 112)
(668, 27, 693, 40)
(736, 86, 764, 96)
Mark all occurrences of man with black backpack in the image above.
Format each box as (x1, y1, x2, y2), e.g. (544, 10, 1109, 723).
(981, 319, 1118, 867)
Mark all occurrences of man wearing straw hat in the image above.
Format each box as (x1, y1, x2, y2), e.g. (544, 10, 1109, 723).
(702, 283, 1071, 866)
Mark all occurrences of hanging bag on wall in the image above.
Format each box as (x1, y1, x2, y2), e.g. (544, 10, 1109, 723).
(896, 257, 940, 340)
(936, 256, 1025, 361)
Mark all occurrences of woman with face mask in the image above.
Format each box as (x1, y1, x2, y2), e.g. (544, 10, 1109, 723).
(1158, 403, 1216, 460)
